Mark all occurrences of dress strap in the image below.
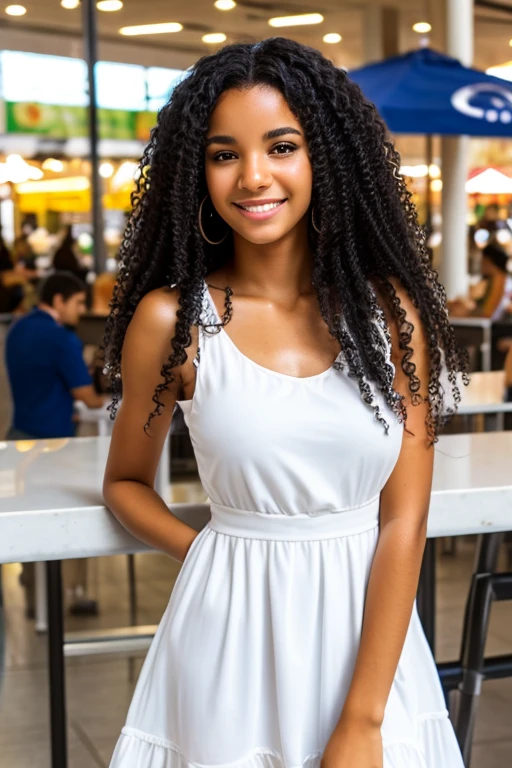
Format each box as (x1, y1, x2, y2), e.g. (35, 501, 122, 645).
(201, 281, 224, 327)
(193, 280, 227, 369)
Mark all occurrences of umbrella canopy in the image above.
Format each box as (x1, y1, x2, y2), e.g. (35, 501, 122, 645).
(349, 47, 512, 137)
(465, 168, 512, 194)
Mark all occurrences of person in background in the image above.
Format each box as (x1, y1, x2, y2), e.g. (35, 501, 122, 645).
(448, 242, 512, 320)
(506, 343, 512, 404)
(12, 229, 37, 274)
(5, 270, 105, 439)
(4, 270, 107, 617)
(90, 271, 118, 395)
(52, 225, 89, 283)
(11, 226, 40, 311)
(0, 225, 24, 314)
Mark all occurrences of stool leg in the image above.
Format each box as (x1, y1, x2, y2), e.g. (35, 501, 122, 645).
(453, 573, 494, 767)
(459, 533, 502, 665)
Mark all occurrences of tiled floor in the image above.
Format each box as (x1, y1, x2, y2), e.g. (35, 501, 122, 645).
(1, 536, 511, 767)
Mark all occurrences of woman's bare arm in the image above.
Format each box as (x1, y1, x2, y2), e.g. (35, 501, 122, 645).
(472, 271, 506, 318)
(334, 279, 433, 728)
(102, 287, 198, 563)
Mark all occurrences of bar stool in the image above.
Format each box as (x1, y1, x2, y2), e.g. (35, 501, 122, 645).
(439, 533, 512, 767)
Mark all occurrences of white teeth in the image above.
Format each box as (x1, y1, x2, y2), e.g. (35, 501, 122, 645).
(241, 201, 283, 213)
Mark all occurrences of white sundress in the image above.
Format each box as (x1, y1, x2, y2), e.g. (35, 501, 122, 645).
(109, 280, 464, 768)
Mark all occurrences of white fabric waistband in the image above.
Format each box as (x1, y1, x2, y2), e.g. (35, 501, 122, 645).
(208, 496, 380, 541)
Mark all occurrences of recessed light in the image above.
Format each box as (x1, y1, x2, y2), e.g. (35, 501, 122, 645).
(97, 0, 123, 10)
(99, 162, 114, 178)
(412, 22, 431, 34)
(5, 4, 27, 16)
(214, 0, 236, 9)
(42, 158, 65, 172)
(323, 33, 342, 44)
(202, 32, 227, 43)
(119, 22, 183, 36)
(268, 13, 323, 28)
(61, 0, 80, 8)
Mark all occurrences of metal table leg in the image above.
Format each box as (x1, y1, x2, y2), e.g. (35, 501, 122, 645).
(46, 560, 67, 768)
(417, 538, 436, 652)
(35, 560, 48, 633)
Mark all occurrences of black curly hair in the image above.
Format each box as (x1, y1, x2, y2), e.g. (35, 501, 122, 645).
(102, 36, 469, 446)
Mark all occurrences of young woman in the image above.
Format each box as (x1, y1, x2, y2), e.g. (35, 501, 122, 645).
(103, 38, 468, 768)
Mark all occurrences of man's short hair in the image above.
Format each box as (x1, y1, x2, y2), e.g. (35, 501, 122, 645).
(39, 271, 87, 306)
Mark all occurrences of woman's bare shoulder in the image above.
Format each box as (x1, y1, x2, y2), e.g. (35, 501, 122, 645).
(123, 285, 199, 392)
(130, 286, 182, 335)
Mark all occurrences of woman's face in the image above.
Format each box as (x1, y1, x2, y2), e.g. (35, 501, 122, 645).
(205, 85, 313, 245)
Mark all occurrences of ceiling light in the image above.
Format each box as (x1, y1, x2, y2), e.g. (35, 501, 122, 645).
(5, 5, 27, 15)
(111, 161, 138, 191)
(0, 155, 43, 183)
(119, 22, 183, 36)
(16, 177, 90, 194)
(323, 33, 342, 44)
(269, 13, 323, 28)
(412, 22, 431, 34)
(61, 0, 80, 8)
(202, 32, 227, 43)
(99, 161, 114, 178)
(400, 164, 429, 178)
(42, 158, 64, 172)
(97, 0, 123, 10)
(214, 0, 236, 9)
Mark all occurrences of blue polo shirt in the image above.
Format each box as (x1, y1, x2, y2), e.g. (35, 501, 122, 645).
(5, 308, 92, 438)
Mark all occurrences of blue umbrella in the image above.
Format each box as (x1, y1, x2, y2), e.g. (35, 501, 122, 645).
(349, 47, 512, 137)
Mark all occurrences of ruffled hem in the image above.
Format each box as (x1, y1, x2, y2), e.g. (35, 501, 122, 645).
(109, 712, 463, 768)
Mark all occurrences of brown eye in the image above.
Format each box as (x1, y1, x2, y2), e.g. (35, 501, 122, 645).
(212, 151, 237, 162)
(270, 142, 297, 155)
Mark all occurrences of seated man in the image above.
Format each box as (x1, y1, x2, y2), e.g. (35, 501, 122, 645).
(5, 270, 105, 439)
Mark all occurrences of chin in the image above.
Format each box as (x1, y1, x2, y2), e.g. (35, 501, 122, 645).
(236, 225, 297, 246)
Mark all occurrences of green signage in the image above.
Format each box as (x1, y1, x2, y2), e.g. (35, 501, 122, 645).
(5, 102, 158, 141)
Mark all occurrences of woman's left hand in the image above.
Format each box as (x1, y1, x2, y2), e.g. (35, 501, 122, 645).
(320, 714, 383, 768)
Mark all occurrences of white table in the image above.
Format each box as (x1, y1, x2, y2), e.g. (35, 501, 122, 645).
(1, 434, 511, 768)
(456, 370, 512, 429)
(1, 433, 511, 562)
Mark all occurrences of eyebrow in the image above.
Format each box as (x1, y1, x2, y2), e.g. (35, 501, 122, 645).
(205, 126, 302, 147)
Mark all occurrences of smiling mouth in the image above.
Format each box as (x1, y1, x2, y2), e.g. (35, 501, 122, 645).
(234, 199, 287, 213)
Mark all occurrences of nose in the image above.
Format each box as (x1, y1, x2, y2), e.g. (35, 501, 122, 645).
(238, 152, 272, 192)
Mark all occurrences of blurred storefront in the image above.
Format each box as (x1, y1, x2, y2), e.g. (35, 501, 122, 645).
(0, 49, 184, 263)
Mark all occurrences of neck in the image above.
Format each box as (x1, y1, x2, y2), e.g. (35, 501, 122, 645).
(229, 219, 314, 297)
(38, 304, 61, 324)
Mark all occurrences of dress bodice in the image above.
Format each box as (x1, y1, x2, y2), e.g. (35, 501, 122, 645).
(176, 281, 404, 516)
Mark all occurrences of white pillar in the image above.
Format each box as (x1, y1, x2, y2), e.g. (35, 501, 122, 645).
(363, 6, 399, 63)
(440, 0, 473, 299)
(447, 0, 473, 63)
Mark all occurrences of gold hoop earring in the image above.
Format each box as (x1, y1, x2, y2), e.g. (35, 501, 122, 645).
(199, 195, 229, 245)
(311, 207, 321, 234)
